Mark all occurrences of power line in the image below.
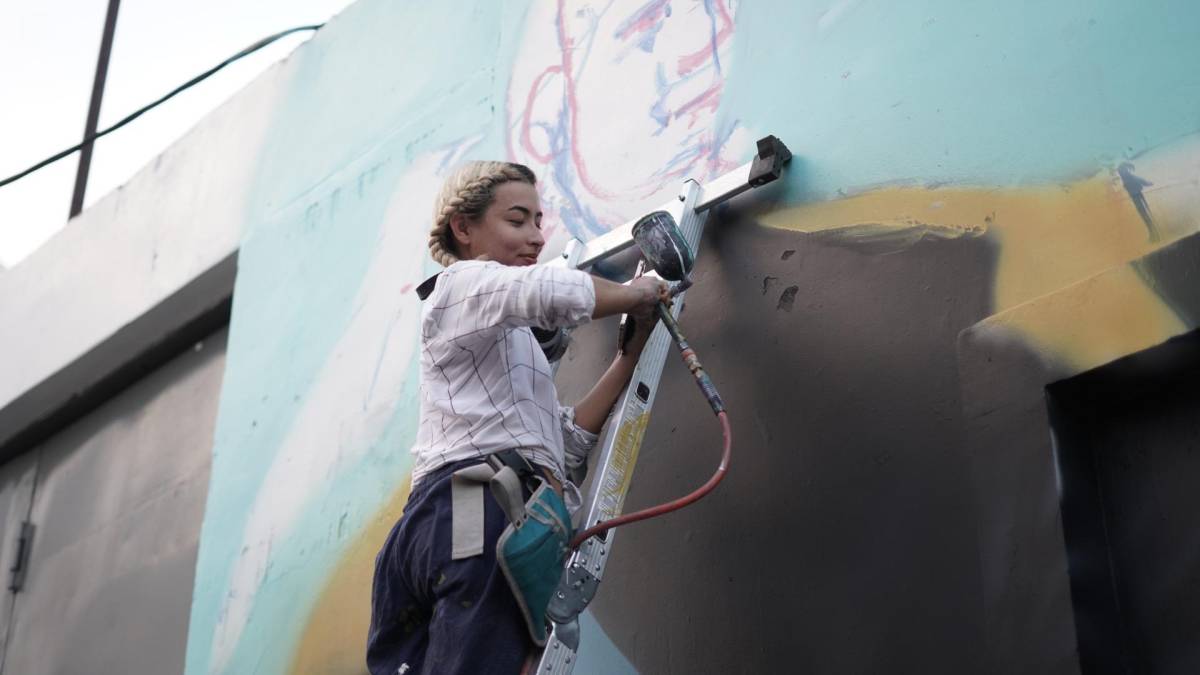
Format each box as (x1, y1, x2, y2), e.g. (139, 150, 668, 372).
(0, 24, 322, 192)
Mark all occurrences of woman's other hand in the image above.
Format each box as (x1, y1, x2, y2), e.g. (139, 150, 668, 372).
(628, 276, 670, 313)
(619, 277, 669, 357)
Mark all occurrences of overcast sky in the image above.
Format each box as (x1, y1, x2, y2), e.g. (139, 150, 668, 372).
(0, 0, 356, 268)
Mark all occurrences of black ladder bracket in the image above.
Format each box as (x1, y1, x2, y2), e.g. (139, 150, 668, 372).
(748, 135, 792, 187)
(8, 520, 35, 593)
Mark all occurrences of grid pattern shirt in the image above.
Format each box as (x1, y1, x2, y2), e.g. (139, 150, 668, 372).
(410, 260, 600, 491)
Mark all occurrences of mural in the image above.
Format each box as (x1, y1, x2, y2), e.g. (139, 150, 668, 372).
(507, 0, 746, 255)
(182, 0, 1200, 672)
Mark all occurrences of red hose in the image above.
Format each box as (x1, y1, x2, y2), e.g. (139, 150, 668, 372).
(569, 410, 731, 549)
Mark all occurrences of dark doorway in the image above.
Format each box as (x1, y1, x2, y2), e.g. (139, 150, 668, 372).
(1048, 330, 1200, 675)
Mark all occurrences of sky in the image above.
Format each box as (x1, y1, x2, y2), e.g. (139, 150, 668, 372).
(0, 0, 356, 269)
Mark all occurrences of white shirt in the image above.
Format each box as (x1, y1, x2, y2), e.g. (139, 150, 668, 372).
(410, 260, 600, 492)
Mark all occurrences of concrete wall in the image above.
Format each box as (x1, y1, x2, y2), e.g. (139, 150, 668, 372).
(3, 0, 1200, 673)
(0, 328, 226, 674)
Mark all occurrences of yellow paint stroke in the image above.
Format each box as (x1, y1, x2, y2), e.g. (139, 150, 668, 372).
(603, 411, 652, 518)
(284, 413, 653, 673)
(288, 480, 411, 675)
(283, 415, 650, 672)
(759, 174, 1166, 313)
(984, 264, 1188, 375)
(286, 412, 653, 672)
(757, 142, 1200, 369)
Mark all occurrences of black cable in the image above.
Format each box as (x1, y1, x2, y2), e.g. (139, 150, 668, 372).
(0, 24, 322, 191)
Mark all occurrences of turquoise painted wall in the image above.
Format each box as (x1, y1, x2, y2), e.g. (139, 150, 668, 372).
(725, 0, 1200, 200)
(184, 1, 1200, 673)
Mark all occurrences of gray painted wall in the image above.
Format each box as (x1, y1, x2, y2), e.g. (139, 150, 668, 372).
(0, 328, 225, 675)
(553, 215, 992, 673)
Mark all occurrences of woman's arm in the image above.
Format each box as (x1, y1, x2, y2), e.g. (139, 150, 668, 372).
(433, 262, 661, 342)
(591, 275, 668, 319)
(572, 303, 659, 433)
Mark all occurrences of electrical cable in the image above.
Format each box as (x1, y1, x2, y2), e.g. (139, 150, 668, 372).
(0, 24, 322, 191)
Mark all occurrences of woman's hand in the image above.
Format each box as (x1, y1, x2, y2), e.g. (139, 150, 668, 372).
(620, 312, 655, 358)
(627, 276, 670, 313)
(576, 277, 671, 433)
(618, 277, 669, 357)
(592, 275, 670, 319)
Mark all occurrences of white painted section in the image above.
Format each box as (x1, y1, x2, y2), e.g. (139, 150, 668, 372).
(206, 145, 468, 674)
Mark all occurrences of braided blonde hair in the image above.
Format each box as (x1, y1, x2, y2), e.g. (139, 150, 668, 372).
(429, 161, 537, 267)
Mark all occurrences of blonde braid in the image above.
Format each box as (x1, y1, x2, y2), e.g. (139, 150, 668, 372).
(429, 161, 537, 267)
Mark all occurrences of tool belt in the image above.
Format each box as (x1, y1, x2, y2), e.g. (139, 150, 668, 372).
(449, 449, 573, 646)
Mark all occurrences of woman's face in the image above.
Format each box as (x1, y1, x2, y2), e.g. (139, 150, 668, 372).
(452, 181, 545, 266)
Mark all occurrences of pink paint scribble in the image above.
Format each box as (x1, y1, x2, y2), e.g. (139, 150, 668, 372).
(675, 83, 723, 126)
(507, 1, 741, 242)
(556, 0, 617, 201)
(519, 65, 563, 164)
(614, 0, 671, 41)
(678, 0, 734, 76)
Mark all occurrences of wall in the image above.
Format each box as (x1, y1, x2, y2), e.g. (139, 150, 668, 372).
(956, 234, 1200, 674)
(6, 0, 1194, 673)
(0, 328, 226, 674)
(185, 1, 1200, 673)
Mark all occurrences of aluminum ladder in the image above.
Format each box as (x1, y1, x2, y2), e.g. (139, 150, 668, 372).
(535, 136, 792, 673)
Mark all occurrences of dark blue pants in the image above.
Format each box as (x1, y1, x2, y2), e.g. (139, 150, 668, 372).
(367, 460, 532, 674)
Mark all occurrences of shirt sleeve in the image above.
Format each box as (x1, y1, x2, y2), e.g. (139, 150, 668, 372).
(430, 261, 596, 340)
(558, 405, 600, 470)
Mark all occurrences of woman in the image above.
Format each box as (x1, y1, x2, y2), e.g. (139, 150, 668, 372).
(367, 161, 667, 674)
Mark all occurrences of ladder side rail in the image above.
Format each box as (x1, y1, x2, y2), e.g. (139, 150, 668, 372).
(537, 181, 703, 673)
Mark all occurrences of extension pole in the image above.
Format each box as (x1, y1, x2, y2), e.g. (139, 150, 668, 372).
(70, 0, 121, 218)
